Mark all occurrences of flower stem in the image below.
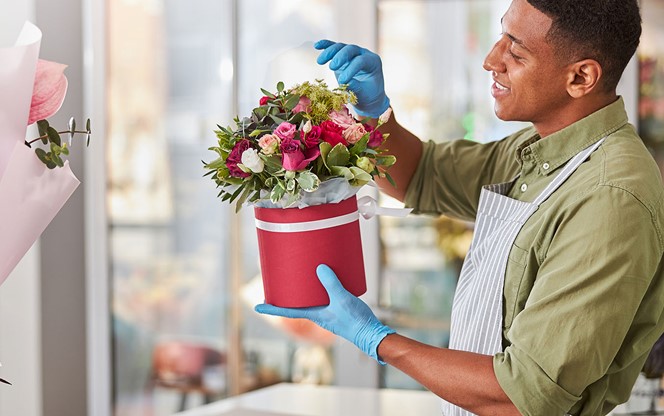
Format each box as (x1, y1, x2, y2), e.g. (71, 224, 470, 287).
(25, 130, 89, 146)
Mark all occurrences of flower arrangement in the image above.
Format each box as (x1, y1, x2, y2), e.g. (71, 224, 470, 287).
(204, 80, 395, 211)
(22, 59, 91, 169)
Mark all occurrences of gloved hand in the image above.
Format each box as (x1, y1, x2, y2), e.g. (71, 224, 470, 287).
(314, 40, 391, 119)
(255, 264, 395, 364)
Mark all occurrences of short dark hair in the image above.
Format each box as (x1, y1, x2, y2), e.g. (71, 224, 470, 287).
(526, 0, 642, 92)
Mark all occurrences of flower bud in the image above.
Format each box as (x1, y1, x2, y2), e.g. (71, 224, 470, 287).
(356, 156, 375, 174)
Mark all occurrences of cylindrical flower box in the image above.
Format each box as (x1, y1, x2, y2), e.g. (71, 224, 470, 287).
(254, 195, 367, 308)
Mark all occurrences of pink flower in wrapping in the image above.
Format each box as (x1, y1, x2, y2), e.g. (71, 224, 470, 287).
(342, 123, 368, 144)
(274, 122, 297, 140)
(259, 96, 270, 105)
(320, 120, 347, 147)
(328, 106, 355, 129)
(226, 139, 252, 178)
(28, 59, 68, 125)
(283, 147, 320, 171)
(292, 96, 311, 113)
(364, 123, 385, 148)
(302, 125, 322, 149)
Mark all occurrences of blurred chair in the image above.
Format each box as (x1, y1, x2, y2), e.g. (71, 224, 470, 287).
(149, 340, 226, 412)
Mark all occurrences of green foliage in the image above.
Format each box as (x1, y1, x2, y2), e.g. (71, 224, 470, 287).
(26, 117, 92, 170)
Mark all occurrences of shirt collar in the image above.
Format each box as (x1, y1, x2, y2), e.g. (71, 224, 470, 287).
(514, 97, 629, 176)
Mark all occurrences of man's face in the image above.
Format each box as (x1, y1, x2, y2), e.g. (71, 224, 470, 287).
(483, 0, 571, 128)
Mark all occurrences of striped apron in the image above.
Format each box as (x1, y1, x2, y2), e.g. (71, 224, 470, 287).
(441, 138, 605, 416)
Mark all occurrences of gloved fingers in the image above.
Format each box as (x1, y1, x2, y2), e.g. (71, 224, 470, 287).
(255, 303, 309, 319)
(329, 44, 364, 71)
(313, 39, 336, 50)
(316, 264, 349, 298)
(316, 42, 346, 65)
(336, 54, 379, 84)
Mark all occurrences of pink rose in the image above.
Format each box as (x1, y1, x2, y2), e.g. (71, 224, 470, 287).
(342, 123, 368, 145)
(328, 106, 355, 129)
(302, 125, 322, 149)
(282, 147, 320, 171)
(280, 137, 303, 171)
(320, 120, 347, 147)
(364, 124, 385, 148)
(226, 139, 252, 178)
(293, 96, 311, 113)
(259, 96, 270, 105)
(274, 122, 297, 140)
(258, 134, 280, 155)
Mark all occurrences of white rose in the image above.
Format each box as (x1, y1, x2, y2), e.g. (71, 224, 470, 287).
(241, 148, 264, 173)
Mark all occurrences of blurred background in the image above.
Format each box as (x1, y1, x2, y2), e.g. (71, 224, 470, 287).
(0, 0, 661, 415)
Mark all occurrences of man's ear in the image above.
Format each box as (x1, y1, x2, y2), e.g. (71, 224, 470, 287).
(566, 59, 603, 98)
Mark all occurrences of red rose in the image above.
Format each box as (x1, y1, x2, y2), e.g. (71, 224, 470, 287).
(364, 123, 384, 148)
(320, 120, 347, 147)
(302, 125, 322, 149)
(226, 139, 252, 178)
(259, 96, 270, 106)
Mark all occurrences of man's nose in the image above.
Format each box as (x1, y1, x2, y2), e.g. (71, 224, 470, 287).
(483, 39, 506, 73)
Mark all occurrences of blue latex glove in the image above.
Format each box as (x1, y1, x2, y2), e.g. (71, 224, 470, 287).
(314, 39, 390, 119)
(255, 264, 395, 364)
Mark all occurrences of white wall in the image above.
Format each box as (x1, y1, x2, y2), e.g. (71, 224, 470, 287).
(0, 2, 43, 416)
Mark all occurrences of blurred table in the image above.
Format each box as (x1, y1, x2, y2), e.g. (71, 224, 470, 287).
(176, 382, 441, 416)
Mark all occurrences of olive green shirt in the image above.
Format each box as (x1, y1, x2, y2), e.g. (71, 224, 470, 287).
(404, 97, 664, 416)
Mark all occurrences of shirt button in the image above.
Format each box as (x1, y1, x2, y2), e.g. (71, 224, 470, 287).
(542, 162, 550, 170)
(520, 183, 528, 192)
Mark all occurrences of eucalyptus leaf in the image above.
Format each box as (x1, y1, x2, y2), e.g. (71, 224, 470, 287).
(68, 117, 76, 143)
(284, 94, 300, 111)
(269, 114, 287, 125)
(37, 120, 49, 144)
(53, 153, 64, 168)
(260, 88, 275, 98)
(277, 81, 284, 92)
(35, 148, 48, 164)
(47, 126, 61, 146)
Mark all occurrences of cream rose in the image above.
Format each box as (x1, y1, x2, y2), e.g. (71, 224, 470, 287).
(258, 134, 280, 155)
(342, 123, 368, 144)
(241, 148, 264, 173)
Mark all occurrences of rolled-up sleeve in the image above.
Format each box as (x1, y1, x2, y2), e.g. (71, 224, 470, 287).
(493, 185, 663, 415)
(494, 345, 581, 414)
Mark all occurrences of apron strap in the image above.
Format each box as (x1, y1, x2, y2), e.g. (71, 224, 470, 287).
(532, 137, 606, 206)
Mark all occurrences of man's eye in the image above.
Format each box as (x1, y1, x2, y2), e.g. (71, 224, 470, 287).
(508, 49, 523, 61)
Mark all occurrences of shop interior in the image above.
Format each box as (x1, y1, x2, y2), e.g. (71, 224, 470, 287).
(0, 0, 663, 415)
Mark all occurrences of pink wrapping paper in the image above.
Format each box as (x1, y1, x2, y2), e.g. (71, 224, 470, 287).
(0, 22, 81, 285)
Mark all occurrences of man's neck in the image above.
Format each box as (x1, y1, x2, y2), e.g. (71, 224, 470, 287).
(535, 93, 619, 138)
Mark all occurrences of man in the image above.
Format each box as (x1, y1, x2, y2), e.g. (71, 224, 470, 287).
(256, 0, 664, 414)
